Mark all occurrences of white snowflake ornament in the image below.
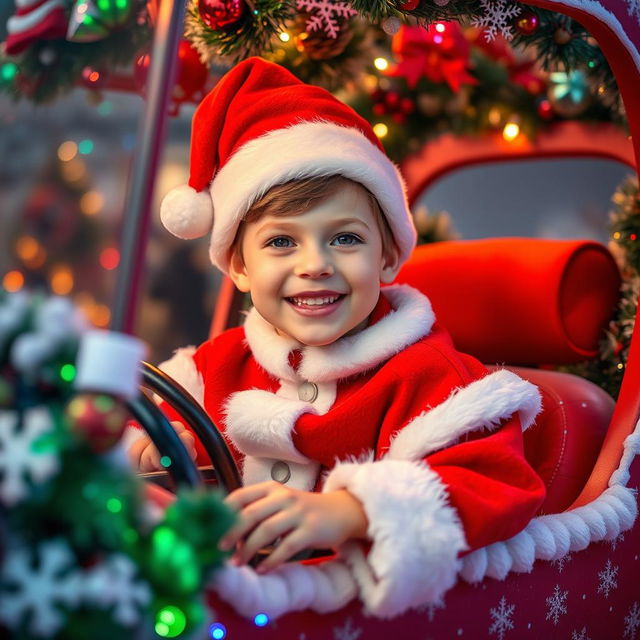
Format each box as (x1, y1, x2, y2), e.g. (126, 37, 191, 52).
(471, 0, 521, 42)
(84, 554, 151, 626)
(0, 540, 83, 636)
(333, 617, 363, 640)
(0, 407, 59, 505)
(296, 0, 358, 38)
(572, 627, 591, 640)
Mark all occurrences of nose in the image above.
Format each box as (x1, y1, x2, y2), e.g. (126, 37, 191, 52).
(294, 242, 334, 278)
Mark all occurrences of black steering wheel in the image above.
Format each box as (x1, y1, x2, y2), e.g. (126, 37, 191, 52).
(126, 361, 242, 493)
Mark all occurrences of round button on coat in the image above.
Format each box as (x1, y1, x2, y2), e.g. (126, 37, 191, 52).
(271, 461, 291, 484)
(297, 381, 319, 403)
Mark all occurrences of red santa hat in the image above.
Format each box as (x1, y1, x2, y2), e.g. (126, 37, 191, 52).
(160, 57, 417, 272)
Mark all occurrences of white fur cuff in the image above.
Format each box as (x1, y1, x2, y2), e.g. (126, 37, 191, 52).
(323, 458, 467, 618)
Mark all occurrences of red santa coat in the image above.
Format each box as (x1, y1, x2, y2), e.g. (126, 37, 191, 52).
(150, 284, 545, 618)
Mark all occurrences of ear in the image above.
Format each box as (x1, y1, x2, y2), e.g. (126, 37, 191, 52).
(228, 249, 251, 293)
(380, 243, 401, 284)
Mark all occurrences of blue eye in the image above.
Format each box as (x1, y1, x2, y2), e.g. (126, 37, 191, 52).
(332, 233, 361, 246)
(267, 236, 294, 248)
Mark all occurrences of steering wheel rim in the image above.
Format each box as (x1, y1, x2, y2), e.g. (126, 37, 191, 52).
(138, 361, 243, 494)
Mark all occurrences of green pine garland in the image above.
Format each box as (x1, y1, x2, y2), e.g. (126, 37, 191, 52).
(0, 1, 150, 104)
(560, 175, 640, 399)
(185, 0, 295, 64)
(0, 293, 235, 639)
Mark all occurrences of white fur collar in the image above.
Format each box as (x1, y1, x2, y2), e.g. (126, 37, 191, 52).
(242, 284, 435, 384)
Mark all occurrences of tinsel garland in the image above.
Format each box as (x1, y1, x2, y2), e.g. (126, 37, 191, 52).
(561, 175, 640, 399)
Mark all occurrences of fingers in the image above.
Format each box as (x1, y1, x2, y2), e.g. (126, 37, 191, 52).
(220, 487, 291, 551)
(254, 528, 312, 574)
(170, 421, 197, 460)
(139, 442, 162, 472)
(232, 510, 296, 566)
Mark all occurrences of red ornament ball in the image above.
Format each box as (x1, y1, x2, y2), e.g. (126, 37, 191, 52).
(537, 98, 554, 120)
(135, 41, 208, 110)
(198, 0, 245, 31)
(515, 11, 539, 36)
(173, 40, 209, 104)
(399, 0, 421, 10)
(67, 393, 128, 453)
(134, 53, 150, 93)
(81, 66, 109, 89)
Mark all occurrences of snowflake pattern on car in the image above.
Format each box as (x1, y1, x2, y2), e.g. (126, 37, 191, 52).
(545, 584, 568, 625)
(625, 601, 640, 639)
(489, 596, 515, 639)
(626, 0, 640, 25)
(597, 559, 619, 598)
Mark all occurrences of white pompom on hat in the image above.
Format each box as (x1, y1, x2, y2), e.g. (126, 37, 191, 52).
(160, 57, 417, 273)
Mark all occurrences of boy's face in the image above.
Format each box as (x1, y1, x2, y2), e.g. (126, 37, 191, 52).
(229, 182, 400, 346)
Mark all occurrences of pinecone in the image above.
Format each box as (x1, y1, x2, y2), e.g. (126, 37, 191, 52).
(294, 13, 353, 60)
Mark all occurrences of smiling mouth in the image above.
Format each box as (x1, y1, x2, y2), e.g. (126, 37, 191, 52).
(285, 294, 345, 308)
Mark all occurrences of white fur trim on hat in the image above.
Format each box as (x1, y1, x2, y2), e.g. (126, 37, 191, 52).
(208, 121, 417, 272)
(160, 184, 214, 240)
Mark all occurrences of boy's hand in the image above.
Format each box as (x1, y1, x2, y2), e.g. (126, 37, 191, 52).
(127, 422, 197, 472)
(219, 481, 369, 574)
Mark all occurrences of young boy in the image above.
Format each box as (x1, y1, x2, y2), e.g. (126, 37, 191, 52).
(128, 57, 545, 618)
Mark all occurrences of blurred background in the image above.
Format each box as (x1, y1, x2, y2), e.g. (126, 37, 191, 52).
(0, 0, 634, 362)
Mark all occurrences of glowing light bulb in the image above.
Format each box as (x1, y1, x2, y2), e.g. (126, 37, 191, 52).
(58, 141, 78, 162)
(254, 613, 269, 626)
(209, 623, 227, 639)
(373, 123, 388, 138)
(435, 22, 446, 32)
(279, 32, 290, 42)
(374, 57, 389, 71)
(502, 122, 520, 142)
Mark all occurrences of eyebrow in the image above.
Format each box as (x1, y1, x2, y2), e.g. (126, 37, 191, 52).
(255, 217, 372, 235)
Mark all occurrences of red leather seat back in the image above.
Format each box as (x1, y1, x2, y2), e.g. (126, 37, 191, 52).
(503, 367, 614, 514)
(395, 238, 620, 365)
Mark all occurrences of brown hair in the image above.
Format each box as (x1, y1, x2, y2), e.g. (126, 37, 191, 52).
(230, 175, 396, 259)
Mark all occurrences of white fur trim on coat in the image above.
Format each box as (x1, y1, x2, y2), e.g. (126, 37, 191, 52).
(208, 121, 417, 273)
(157, 347, 205, 408)
(388, 369, 541, 461)
(459, 419, 640, 584)
(243, 285, 435, 384)
(224, 390, 316, 463)
(323, 457, 467, 618)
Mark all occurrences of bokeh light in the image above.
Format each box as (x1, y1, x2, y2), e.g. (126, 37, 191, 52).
(99, 247, 120, 270)
(373, 123, 388, 138)
(80, 190, 105, 216)
(3, 270, 24, 292)
(50, 265, 74, 295)
(209, 623, 226, 639)
(254, 613, 269, 627)
(502, 122, 520, 142)
(57, 140, 78, 162)
(374, 57, 389, 71)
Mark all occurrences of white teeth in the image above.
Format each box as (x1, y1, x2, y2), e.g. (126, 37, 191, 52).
(291, 295, 340, 306)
